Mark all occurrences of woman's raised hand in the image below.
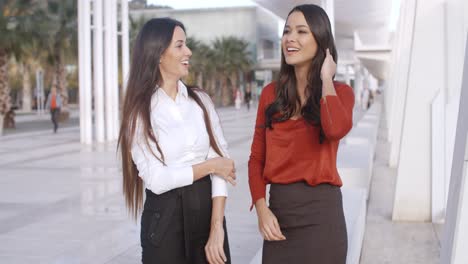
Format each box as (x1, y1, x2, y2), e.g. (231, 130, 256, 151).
(320, 48, 337, 81)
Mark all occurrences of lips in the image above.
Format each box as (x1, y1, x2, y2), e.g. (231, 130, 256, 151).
(285, 47, 300, 56)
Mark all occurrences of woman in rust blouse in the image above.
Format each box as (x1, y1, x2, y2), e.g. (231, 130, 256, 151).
(248, 4, 355, 264)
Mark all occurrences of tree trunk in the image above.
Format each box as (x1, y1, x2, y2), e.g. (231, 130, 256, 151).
(230, 72, 238, 104)
(221, 75, 230, 107)
(55, 61, 69, 121)
(210, 77, 219, 106)
(0, 49, 12, 118)
(0, 114, 4, 136)
(197, 72, 203, 89)
(58, 62, 68, 107)
(22, 64, 32, 112)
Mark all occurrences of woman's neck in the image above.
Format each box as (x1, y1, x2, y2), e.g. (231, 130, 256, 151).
(160, 77, 179, 100)
(294, 64, 309, 104)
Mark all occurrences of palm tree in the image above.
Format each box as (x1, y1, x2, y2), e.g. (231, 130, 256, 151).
(38, 0, 77, 120)
(212, 37, 253, 106)
(0, 0, 35, 134)
(186, 37, 215, 93)
(17, 29, 44, 112)
(129, 15, 148, 50)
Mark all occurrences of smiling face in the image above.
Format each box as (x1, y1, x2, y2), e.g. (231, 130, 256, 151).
(159, 26, 192, 81)
(281, 11, 318, 69)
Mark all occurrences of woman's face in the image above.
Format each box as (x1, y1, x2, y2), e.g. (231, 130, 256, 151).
(159, 26, 192, 80)
(281, 11, 318, 68)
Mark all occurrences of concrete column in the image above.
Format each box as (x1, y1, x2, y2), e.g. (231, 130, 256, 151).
(322, 0, 335, 37)
(78, 0, 93, 144)
(353, 63, 363, 107)
(444, 0, 468, 217)
(388, 0, 417, 167)
(111, 0, 119, 140)
(441, 35, 468, 263)
(121, 0, 130, 94)
(392, 0, 446, 221)
(104, 0, 114, 141)
(344, 65, 351, 86)
(431, 88, 446, 223)
(92, 0, 105, 143)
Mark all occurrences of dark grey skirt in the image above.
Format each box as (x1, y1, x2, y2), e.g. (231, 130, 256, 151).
(262, 182, 347, 264)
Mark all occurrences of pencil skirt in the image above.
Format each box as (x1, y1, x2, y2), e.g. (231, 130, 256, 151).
(262, 182, 347, 264)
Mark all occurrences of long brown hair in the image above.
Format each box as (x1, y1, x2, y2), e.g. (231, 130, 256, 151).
(265, 4, 337, 143)
(117, 18, 223, 220)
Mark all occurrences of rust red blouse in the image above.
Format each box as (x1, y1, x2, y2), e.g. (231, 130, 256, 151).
(248, 81, 355, 208)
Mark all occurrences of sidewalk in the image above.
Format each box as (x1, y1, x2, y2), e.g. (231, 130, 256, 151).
(359, 114, 441, 264)
(0, 105, 260, 264)
(2, 106, 80, 137)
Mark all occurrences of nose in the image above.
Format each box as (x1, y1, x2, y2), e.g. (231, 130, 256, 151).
(186, 46, 192, 57)
(283, 34, 295, 44)
(285, 34, 296, 43)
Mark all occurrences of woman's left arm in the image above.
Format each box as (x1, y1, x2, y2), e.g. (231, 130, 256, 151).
(205, 197, 228, 264)
(320, 49, 355, 140)
(199, 91, 231, 264)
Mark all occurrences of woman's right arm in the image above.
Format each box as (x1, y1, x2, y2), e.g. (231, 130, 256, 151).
(248, 83, 286, 241)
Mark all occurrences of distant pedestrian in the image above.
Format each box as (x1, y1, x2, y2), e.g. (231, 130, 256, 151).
(244, 86, 252, 111)
(45, 87, 62, 133)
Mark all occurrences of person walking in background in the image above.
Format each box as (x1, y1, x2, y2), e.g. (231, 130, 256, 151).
(45, 87, 62, 133)
(118, 18, 235, 264)
(244, 86, 252, 111)
(248, 4, 354, 264)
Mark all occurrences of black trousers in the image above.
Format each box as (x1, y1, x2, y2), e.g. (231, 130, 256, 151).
(50, 108, 60, 132)
(141, 177, 231, 264)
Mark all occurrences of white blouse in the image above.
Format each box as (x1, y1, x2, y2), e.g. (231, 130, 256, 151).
(131, 81, 229, 197)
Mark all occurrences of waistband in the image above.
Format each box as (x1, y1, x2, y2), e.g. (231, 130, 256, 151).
(144, 176, 211, 259)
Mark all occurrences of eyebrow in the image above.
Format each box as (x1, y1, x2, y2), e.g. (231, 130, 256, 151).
(284, 25, 309, 29)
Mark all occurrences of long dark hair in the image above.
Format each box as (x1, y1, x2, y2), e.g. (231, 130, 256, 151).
(265, 4, 337, 143)
(117, 18, 223, 219)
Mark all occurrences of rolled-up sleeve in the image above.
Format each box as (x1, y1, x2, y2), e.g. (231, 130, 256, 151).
(131, 125, 194, 195)
(200, 92, 229, 198)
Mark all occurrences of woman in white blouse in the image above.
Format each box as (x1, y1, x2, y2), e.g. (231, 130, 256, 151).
(118, 18, 236, 264)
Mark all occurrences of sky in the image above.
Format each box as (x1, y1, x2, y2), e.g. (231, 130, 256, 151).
(147, 0, 257, 9)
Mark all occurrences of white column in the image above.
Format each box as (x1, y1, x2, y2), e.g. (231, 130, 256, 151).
(111, 0, 119, 140)
(441, 36, 468, 262)
(78, 0, 84, 143)
(93, 0, 105, 143)
(353, 63, 363, 107)
(104, 0, 113, 141)
(78, 0, 93, 144)
(431, 89, 446, 223)
(344, 65, 351, 86)
(322, 0, 335, 37)
(388, 0, 417, 167)
(392, 0, 446, 221)
(121, 0, 130, 94)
